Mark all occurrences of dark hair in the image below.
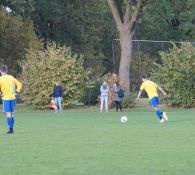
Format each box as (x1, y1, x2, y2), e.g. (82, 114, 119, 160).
(115, 82, 120, 86)
(0, 65, 8, 73)
(141, 74, 147, 79)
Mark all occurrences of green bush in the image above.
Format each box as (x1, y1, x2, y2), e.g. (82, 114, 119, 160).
(151, 43, 195, 108)
(20, 43, 90, 109)
(122, 92, 137, 109)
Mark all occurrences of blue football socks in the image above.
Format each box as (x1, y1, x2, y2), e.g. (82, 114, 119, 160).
(155, 109, 163, 120)
(7, 117, 14, 129)
(12, 117, 14, 126)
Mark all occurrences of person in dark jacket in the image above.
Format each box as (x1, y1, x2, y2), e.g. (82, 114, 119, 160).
(52, 82, 64, 113)
(113, 82, 123, 112)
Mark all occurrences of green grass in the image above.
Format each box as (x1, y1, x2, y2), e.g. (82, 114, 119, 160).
(0, 107, 195, 175)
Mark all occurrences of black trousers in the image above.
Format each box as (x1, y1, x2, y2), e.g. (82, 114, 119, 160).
(115, 101, 122, 111)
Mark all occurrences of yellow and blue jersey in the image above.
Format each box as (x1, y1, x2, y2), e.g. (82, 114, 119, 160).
(140, 80, 158, 100)
(0, 74, 22, 100)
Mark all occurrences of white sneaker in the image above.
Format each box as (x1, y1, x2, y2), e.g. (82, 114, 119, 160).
(162, 112, 168, 121)
(160, 118, 165, 123)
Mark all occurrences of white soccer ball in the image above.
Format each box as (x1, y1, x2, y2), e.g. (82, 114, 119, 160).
(120, 116, 128, 123)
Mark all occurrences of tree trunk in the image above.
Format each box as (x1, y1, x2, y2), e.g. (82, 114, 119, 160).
(119, 27, 133, 96)
(106, 0, 143, 97)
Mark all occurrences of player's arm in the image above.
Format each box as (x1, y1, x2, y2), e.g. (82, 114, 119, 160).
(136, 90, 142, 101)
(136, 83, 144, 101)
(14, 78, 22, 93)
(158, 86, 166, 96)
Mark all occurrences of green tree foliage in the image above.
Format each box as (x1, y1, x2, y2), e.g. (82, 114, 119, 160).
(20, 43, 90, 109)
(137, 0, 195, 40)
(0, 0, 116, 76)
(151, 43, 195, 108)
(122, 92, 137, 109)
(0, 9, 40, 75)
(130, 53, 156, 89)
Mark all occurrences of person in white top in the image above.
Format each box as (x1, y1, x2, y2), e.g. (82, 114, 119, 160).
(100, 81, 109, 112)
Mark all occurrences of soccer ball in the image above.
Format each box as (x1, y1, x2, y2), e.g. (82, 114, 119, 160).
(120, 116, 128, 123)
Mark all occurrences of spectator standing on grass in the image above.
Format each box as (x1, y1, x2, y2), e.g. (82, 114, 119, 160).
(100, 81, 109, 112)
(113, 82, 123, 112)
(52, 82, 64, 113)
(0, 65, 22, 134)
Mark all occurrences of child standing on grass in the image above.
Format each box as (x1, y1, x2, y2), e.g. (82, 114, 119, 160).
(0, 65, 22, 134)
(52, 82, 64, 113)
(136, 74, 168, 123)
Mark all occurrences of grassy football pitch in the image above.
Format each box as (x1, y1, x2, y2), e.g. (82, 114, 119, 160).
(0, 107, 195, 175)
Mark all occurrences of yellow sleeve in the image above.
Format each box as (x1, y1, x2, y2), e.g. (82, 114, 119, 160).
(140, 83, 145, 91)
(14, 78, 22, 92)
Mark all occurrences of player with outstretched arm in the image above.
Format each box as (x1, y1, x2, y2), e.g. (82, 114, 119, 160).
(136, 74, 168, 123)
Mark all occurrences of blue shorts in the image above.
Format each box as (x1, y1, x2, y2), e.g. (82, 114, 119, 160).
(3, 100, 16, 113)
(150, 97, 159, 107)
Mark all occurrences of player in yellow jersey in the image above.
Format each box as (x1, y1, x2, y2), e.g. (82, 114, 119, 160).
(0, 65, 22, 134)
(136, 74, 168, 123)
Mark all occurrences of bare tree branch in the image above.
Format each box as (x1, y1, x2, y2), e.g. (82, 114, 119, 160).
(124, 1, 130, 24)
(129, 0, 143, 33)
(106, 0, 123, 31)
